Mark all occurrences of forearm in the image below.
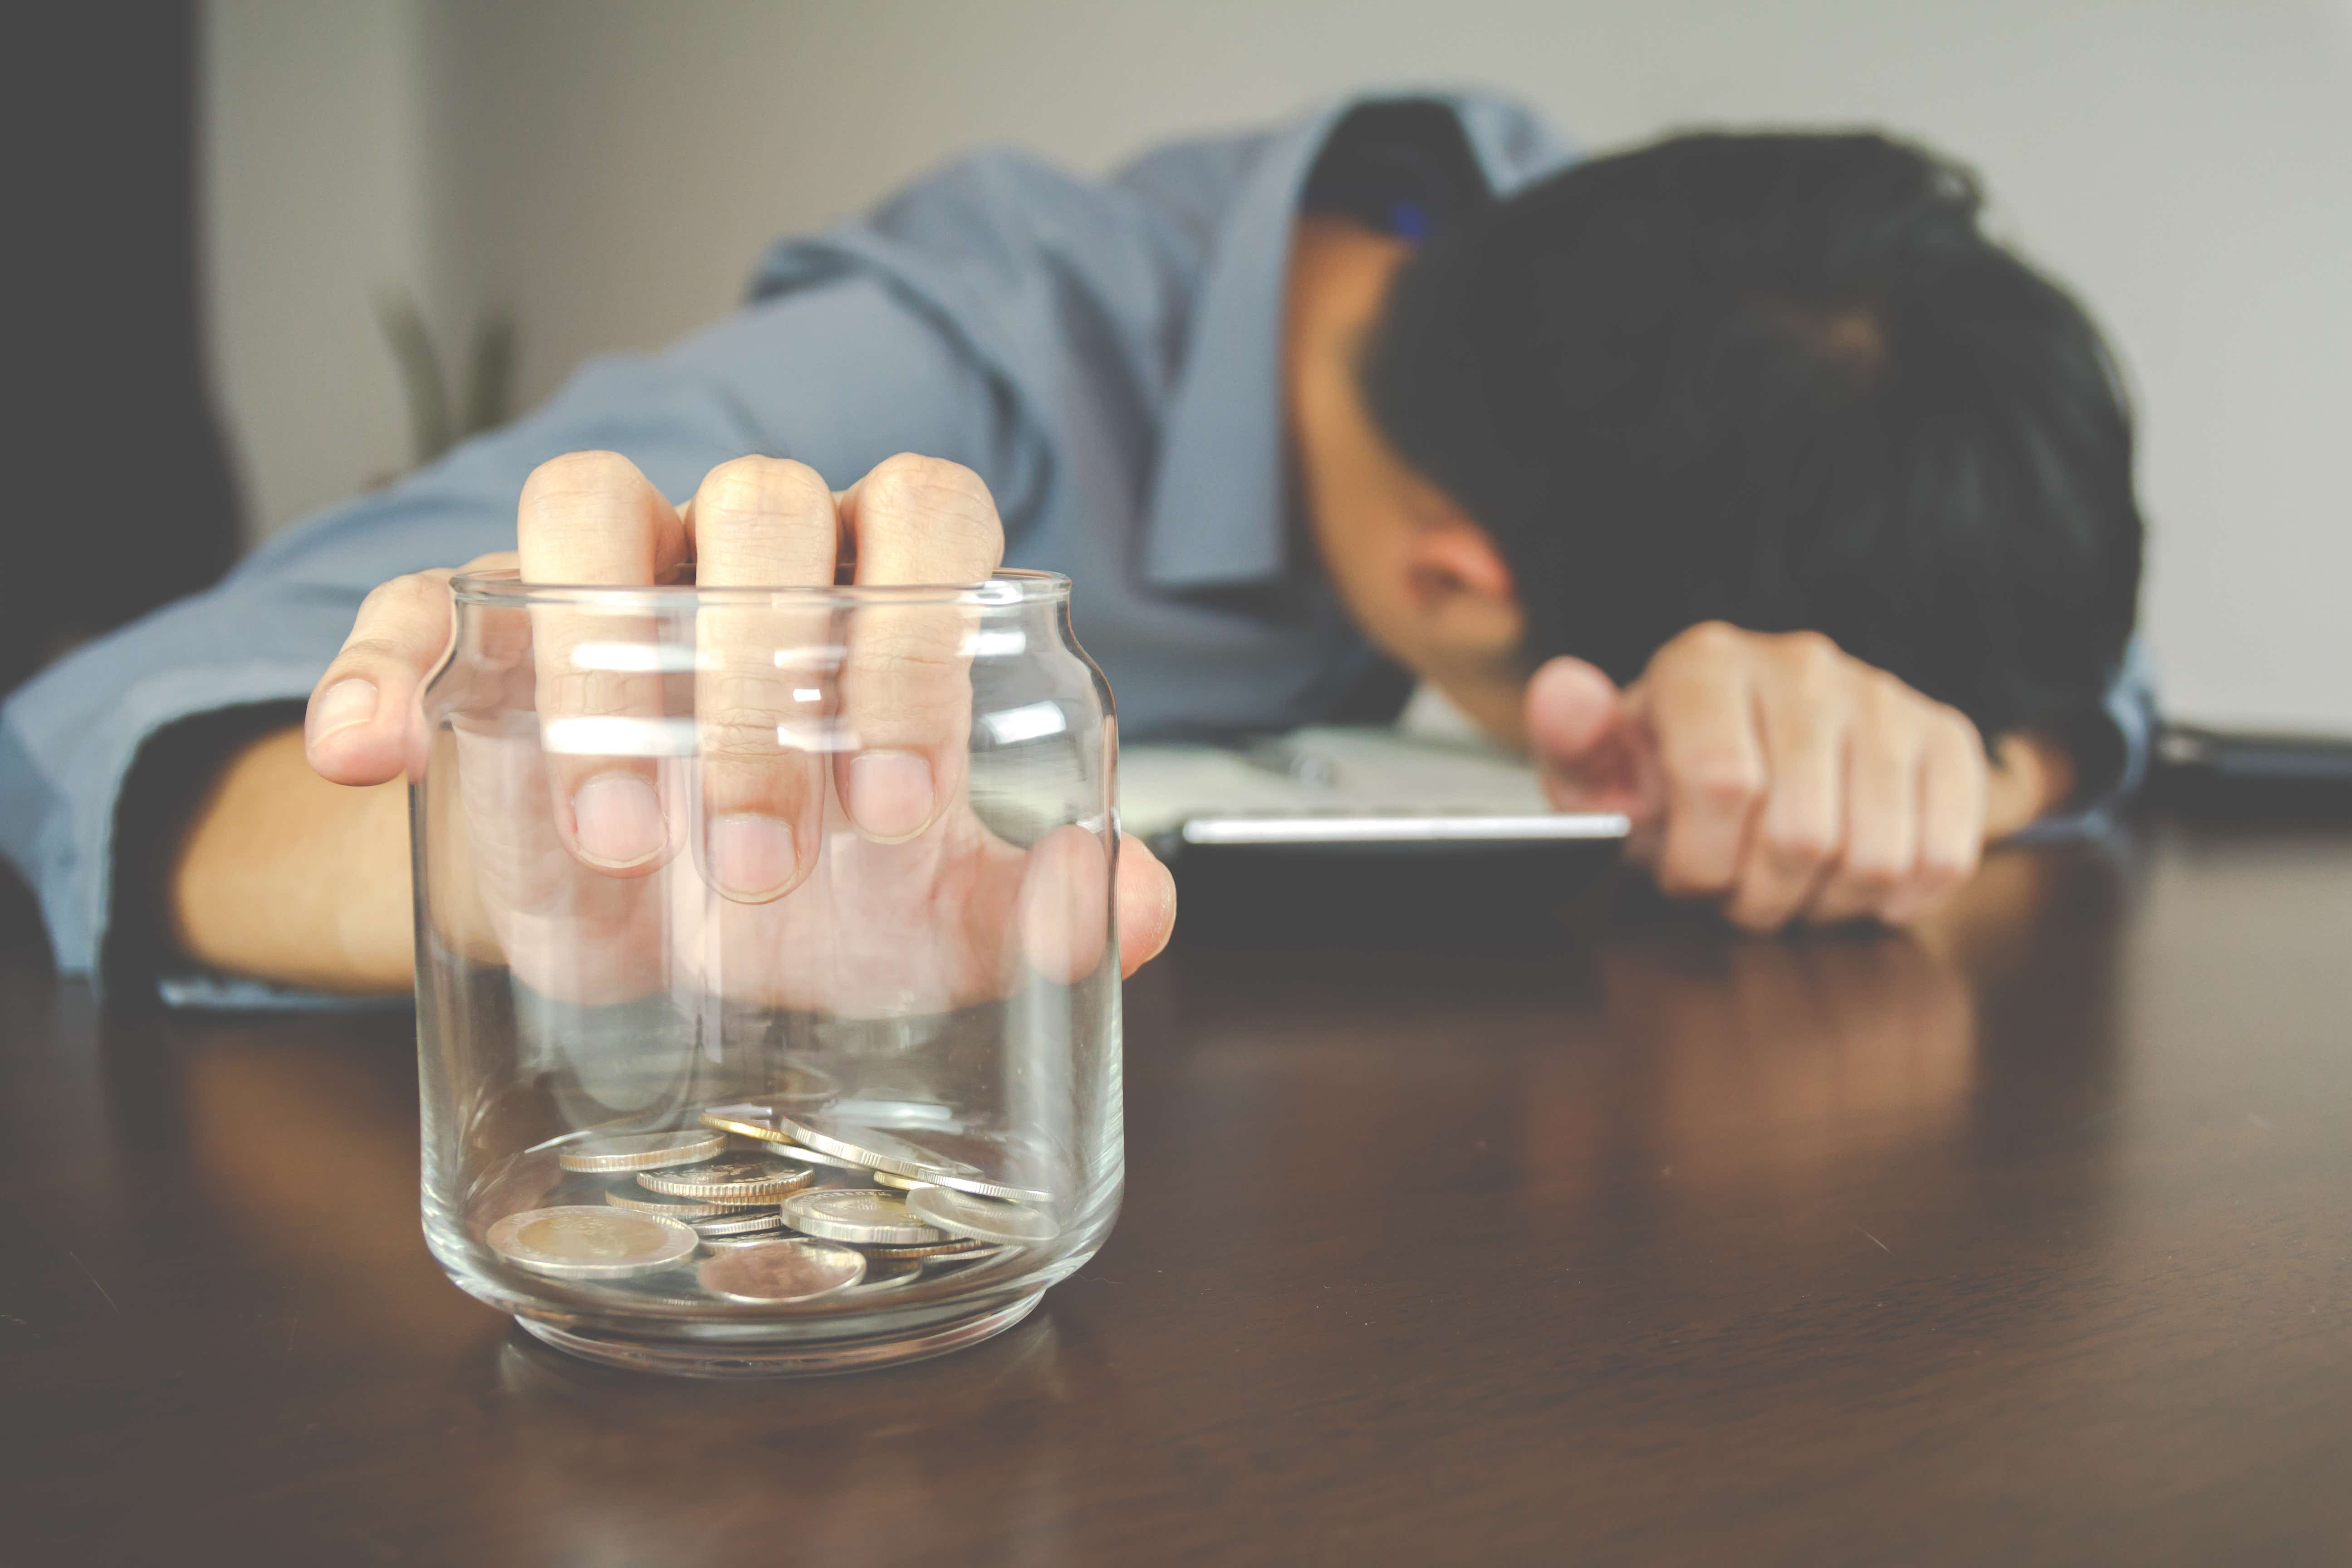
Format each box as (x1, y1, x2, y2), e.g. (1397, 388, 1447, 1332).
(170, 725, 414, 992)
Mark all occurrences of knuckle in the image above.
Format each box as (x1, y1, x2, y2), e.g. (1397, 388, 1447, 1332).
(1655, 861, 1728, 900)
(1936, 705, 1985, 758)
(360, 572, 438, 615)
(701, 667, 803, 717)
(698, 455, 830, 523)
(1783, 628, 1842, 665)
(1679, 755, 1762, 811)
(335, 633, 412, 668)
(540, 668, 638, 718)
(524, 449, 639, 502)
(1761, 818, 1835, 868)
(1918, 840, 1981, 884)
(348, 574, 447, 653)
(701, 709, 787, 762)
(1860, 668, 1913, 715)
(865, 453, 988, 514)
(1778, 632, 1847, 698)
(1840, 851, 1909, 896)
(1666, 619, 1743, 665)
(851, 623, 960, 676)
(868, 456, 1001, 561)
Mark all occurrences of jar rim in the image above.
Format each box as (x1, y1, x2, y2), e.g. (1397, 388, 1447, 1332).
(450, 566, 1071, 608)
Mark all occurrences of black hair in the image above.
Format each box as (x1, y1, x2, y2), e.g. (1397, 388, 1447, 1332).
(1361, 130, 2144, 751)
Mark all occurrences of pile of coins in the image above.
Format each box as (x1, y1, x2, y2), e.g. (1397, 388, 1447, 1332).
(484, 1098, 1063, 1307)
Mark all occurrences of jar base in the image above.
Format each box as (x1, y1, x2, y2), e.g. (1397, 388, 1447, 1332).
(512, 1288, 1047, 1378)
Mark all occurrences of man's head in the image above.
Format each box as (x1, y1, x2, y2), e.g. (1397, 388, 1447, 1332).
(1311, 129, 2142, 750)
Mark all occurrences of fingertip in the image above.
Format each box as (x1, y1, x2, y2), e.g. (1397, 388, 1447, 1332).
(1117, 834, 1177, 975)
(705, 812, 804, 903)
(844, 750, 938, 842)
(1525, 656, 1621, 758)
(569, 772, 668, 872)
(304, 680, 404, 786)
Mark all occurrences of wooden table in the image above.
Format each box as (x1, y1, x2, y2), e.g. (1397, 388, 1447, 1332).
(5, 818, 2348, 1565)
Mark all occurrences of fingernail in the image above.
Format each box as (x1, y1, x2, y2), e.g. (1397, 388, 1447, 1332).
(848, 750, 935, 840)
(708, 812, 799, 901)
(571, 773, 666, 868)
(308, 678, 378, 742)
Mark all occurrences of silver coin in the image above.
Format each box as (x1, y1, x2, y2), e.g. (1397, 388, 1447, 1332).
(690, 1207, 785, 1237)
(696, 1238, 866, 1303)
(770, 1141, 871, 1172)
(695, 1071, 842, 1140)
(871, 1171, 934, 1192)
(836, 1255, 927, 1295)
(486, 1205, 699, 1279)
(784, 1115, 1054, 1205)
(862, 1237, 992, 1260)
(922, 1244, 1011, 1270)
(604, 1187, 762, 1220)
(906, 1184, 1061, 1245)
(637, 1153, 815, 1200)
(697, 1230, 789, 1253)
(768, 1112, 994, 1184)
(778, 1188, 951, 1246)
(894, 1129, 1056, 1206)
(606, 1276, 712, 1309)
(555, 1129, 725, 1174)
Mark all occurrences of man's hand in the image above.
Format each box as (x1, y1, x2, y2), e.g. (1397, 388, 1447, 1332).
(203, 450, 1179, 998)
(1527, 622, 2071, 931)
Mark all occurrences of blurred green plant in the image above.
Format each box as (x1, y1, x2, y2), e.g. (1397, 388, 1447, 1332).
(373, 286, 516, 468)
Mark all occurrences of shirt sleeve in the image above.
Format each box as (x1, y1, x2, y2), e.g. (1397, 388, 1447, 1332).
(0, 272, 1029, 985)
(2008, 636, 2159, 842)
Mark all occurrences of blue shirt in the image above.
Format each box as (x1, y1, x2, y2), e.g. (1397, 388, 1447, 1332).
(0, 91, 2151, 982)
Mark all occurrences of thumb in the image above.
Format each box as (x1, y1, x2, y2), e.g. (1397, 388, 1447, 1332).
(1525, 656, 1656, 819)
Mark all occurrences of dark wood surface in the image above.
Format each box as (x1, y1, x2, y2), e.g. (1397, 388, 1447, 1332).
(5, 819, 2348, 1565)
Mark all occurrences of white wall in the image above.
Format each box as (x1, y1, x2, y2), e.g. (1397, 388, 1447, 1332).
(201, 0, 436, 539)
(204, 0, 2352, 730)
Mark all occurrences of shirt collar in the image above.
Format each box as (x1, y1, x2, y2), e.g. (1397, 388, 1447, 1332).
(1140, 91, 1576, 590)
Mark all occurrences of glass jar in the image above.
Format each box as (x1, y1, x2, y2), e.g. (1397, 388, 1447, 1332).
(412, 568, 1121, 1376)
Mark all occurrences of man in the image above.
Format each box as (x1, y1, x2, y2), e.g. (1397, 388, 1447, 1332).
(0, 93, 2147, 998)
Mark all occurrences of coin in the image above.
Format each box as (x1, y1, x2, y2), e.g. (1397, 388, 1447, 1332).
(837, 1255, 926, 1294)
(922, 1244, 1010, 1269)
(690, 1207, 785, 1237)
(779, 1188, 951, 1246)
(695, 1071, 841, 1139)
(604, 1188, 762, 1220)
(768, 1112, 985, 1181)
(777, 1114, 1054, 1204)
(555, 1129, 726, 1174)
(696, 1099, 868, 1170)
(697, 1230, 789, 1252)
(872, 1171, 934, 1192)
(769, 1142, 871, 1171)
(696, 1238, 866, 1303)
(637, 1153, 815, 1201)
(906, 1184, 1061, 1245)
(486, 1206, 699, 1279)
(892, 1130, 1056, 1206)
(862, 1237, 993, 1259)
(606, 1277, 711, 1309)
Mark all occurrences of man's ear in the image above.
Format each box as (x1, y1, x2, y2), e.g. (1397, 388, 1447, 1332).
(1406, 510, 1520, 627)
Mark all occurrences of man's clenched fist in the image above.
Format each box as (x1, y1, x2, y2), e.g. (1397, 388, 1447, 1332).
(1528, 622, 2068, 931)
